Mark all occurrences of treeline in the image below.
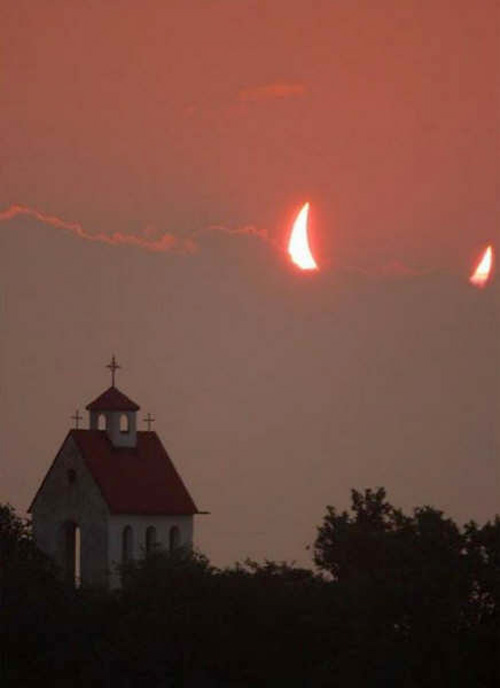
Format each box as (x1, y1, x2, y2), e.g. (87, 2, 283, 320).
(1, 488, 499, 686)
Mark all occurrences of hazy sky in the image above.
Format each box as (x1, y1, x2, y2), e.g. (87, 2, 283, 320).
(1, 0, 498, 567)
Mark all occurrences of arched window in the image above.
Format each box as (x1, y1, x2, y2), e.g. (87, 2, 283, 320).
(63, 521, 81, 588)
(169, 525, 180, 552)
(145, 526, 157, 555)
(122, 525, 133, 563)
(98, 414, 106, 430)
(120, 414, 129, 433)
(74, 526, 81, 588)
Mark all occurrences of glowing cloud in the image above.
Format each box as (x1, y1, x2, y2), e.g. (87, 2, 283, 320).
(0, 204, 197, 253)
(469, 245, 494, 288)
(287, 202, 318, 271)
(0, 204, 276, 259)
(199, 224, 269, 242)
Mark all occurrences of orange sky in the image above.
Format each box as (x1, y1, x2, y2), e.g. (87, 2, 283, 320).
(1, 0, 498, 566)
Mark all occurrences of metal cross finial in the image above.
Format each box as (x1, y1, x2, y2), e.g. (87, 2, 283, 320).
(144, 413, 155, 431)
(71, 410, 82, 429)
(106, 355, 121, 387)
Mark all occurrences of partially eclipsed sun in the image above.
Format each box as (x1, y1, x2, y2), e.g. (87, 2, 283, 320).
(470, 245, 494, 288)
(288, 202, 318, 271)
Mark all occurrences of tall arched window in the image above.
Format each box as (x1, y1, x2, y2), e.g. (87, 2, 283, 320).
(120, 414, 129, 433)
(63, 521, 81, 588)
(74, 526, 81, 588)
(169, 525, 180, 552)
(145, 526, 157, 555)
(122, 525, 133, 563)
(98, 414, 106, 430)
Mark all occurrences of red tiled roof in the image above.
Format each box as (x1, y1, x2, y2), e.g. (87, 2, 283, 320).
(71, 429, 199, 515)
(86, 386, 140, 412)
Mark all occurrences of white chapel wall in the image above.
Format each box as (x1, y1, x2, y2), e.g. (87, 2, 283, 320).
(31, 435, 110, 587)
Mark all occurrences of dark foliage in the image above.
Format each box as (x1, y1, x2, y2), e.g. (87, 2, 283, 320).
(2, 491, 499, 686)
(314, 488, 500, 685)
(0, 504, 96, 686)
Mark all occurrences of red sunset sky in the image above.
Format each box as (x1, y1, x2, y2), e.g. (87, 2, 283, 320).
(1, 0, 498, 566)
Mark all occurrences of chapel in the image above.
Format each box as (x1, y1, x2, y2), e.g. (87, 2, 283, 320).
(29, 357, 200, 588)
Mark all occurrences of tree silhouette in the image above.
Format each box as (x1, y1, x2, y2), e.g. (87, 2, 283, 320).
(313, 487, 500, 684)
(2, 494, 499, 686)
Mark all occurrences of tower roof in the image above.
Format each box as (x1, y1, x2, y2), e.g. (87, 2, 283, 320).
(86, 386, 140, 412)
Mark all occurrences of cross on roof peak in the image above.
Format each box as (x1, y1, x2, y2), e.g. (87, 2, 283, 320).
(71, 409, 82, 429)
(144, 413, 155, 431)
(106, 355, 121, 387)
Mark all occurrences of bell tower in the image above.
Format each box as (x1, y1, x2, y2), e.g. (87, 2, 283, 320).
(86, 355, 140, 448)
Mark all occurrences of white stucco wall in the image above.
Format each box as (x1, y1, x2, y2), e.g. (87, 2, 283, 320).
(108, 513, 193, 588)
(30, 435, 110, 587)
